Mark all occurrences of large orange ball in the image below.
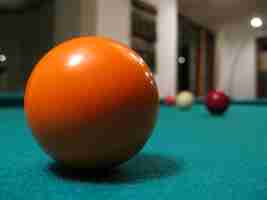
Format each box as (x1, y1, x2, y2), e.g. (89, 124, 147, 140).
(24, 37, 159, 169)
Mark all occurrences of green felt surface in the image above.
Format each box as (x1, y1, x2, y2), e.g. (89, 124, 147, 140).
(1, 105, 267, 200)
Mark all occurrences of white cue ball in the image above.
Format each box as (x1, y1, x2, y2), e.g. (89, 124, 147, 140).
(176, 91, 194, 109)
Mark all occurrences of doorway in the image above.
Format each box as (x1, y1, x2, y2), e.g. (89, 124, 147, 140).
(178, 15, 215, 96)
(257, 37, 267, 98)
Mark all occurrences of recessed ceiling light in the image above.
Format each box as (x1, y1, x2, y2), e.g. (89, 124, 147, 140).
(0, 54, 7, 63)
(250, 17, 263, 28)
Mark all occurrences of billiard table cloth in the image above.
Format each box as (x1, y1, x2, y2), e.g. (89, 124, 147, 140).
(1, 95, 267, 200)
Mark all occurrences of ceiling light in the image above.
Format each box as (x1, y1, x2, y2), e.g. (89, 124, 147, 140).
(250, 17, 263, 28)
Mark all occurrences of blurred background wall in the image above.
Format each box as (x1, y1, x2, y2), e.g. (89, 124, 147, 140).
(54, 0, 178, 97)
(0, 0, 267, 99)
(216, 17, 257, 99)
(0, 0, 53, 91)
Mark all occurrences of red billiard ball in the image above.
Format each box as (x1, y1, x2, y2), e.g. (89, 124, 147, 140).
(164, 96, 176, 106)
(205, 90, 230, 115)
(24, 37, 159, 169)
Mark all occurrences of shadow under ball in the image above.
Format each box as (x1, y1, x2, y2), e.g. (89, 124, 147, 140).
(24, 37, 159, 169)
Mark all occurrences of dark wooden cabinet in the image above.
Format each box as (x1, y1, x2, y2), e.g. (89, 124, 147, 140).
(131, 0, 157, 73)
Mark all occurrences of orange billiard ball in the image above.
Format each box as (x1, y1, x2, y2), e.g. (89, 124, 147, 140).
(24, 36, 159, 169)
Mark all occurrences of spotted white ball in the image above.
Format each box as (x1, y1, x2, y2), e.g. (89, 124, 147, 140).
(176, 91, 194, 109)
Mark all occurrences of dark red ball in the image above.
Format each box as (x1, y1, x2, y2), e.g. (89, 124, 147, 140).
(205, 90, 230, 115)
(164, 96, 176, 106)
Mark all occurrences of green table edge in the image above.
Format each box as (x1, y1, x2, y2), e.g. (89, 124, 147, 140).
(0, 94, 267, 107)
(160, 97, 267, 105)
(0, 92, 24, 107)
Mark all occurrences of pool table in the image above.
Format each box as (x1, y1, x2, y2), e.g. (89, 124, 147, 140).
(1, 96, 267, 200)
